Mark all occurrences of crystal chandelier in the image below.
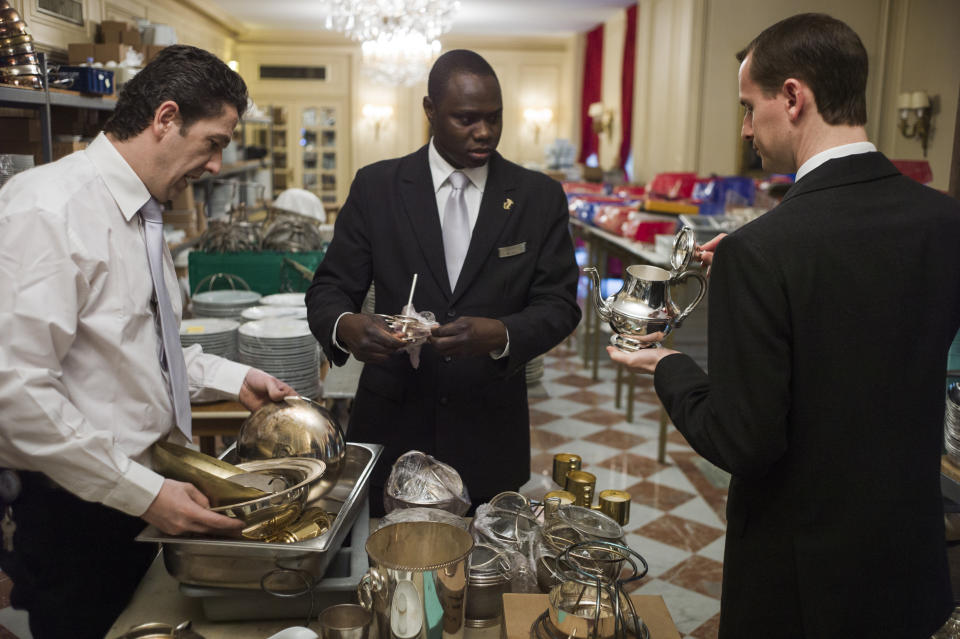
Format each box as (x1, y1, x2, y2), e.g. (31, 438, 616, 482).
(324, 0, 460, 86)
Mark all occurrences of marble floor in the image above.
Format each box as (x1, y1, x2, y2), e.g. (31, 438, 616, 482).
(529, 341, 726, 639)
(0, 340, 728, 639)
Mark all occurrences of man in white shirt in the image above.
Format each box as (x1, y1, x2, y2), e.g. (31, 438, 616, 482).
(607, 13, 960, 638)
(0, 45, 294, 638)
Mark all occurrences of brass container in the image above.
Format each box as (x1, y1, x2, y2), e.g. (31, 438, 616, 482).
(151, 441, 267, 507)
(264, 506, 332, 543)
(551, 453, 581, 486)
(597, 489, 631, 526)
(564, 470, 596, 507)
(543, 490, 576, 505)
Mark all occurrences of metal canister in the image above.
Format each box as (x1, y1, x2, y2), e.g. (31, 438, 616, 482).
(263, 506, 331, 543)
(564, 470, 596, 507)
(597, 489, 631, 526)
(552, 454, 582, 487)
(465, 543, 512, 629)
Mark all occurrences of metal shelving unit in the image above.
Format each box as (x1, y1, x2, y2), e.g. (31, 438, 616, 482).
(0, 54, 116, 164)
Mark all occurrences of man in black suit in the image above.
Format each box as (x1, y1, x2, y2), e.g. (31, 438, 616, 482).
(609, 13, 960, 638)
(307, 50, 581, 515)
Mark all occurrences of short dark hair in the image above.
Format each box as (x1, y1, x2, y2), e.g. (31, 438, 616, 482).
(736, 13, 868, 126)
(427, 49, 500, 104)
(103, 45, 248, 140)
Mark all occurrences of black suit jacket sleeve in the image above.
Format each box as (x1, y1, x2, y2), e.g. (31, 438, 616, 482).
(499, 178, 581, 376)
(654, 230, 791, 477)
(307, 169, 374, 367)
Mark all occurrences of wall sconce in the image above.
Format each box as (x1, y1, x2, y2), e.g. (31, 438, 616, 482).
(361, 103, 394, 140)
(588, 102, 614, 141)
(897, 91, 932, 156)
(523, 107, 553, 144)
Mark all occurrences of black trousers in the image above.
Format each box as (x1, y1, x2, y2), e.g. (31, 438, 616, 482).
(0, 472, 156, 639)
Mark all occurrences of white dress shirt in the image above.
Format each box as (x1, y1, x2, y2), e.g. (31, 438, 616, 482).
(794, 141, 877, 182)
(333, 138, 509, 357)
(0, 133, 250, 517)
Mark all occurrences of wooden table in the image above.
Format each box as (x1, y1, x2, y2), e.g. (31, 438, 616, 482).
(191, 400, 249, 456)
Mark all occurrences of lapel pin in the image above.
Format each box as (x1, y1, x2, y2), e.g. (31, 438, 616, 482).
(503, 197, 514, 211)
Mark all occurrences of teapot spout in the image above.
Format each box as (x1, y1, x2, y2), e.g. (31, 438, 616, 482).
(582, 267, 612, 322)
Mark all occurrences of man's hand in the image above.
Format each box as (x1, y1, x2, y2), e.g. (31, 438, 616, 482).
(337, 313, 406, 363)
(606, 343, 677, 375)
(141, 478, 245, 536)
(694, 232, 727, 276)
(430, 317, 507, 357)
(238, 368, 297, 412)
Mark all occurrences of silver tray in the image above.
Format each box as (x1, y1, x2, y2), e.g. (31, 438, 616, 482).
(137, 441, 382, 591)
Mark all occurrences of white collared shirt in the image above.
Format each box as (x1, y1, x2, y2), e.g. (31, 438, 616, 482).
(794, 141, 877, 182)
(0, 132, 250, 517)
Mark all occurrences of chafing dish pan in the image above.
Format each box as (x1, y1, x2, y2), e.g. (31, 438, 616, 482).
(137, 442, 382, 591)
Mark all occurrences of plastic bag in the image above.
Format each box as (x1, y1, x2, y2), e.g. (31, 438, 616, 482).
(397, 304, 438, 369)
(383, 450, 471, 516)
(470, 502, 540, 592)
(376, 506, 468, 530)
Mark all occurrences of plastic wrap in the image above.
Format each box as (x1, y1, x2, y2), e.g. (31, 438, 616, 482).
(470, 502, 540, 593)
(376, 506, 468, 530)
(383, 450, 471, 516)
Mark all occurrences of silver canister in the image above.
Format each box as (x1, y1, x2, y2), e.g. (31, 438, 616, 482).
(359, 521, 474, 639)
(464, 543, 512, 629)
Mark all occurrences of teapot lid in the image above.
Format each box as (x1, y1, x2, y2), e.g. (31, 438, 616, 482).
(671, 226, 696, 272)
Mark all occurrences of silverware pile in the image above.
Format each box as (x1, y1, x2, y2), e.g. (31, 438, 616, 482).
(0, 2, 41, 90)
(944, 382, 960, 465)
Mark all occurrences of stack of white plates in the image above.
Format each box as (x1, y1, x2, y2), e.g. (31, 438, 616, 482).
(526, 354, 545, 384)
(240, 305, 307, 321)
(179, 318, 239, 360)
(238, 318, 321, 399)
(192, 290, 263, 320)
(260, 292, 306, 307)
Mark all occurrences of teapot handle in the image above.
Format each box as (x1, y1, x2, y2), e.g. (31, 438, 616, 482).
(669, 270, 708, 324)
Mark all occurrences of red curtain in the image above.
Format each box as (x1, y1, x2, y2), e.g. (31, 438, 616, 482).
(619, 4, 637, 175)
(578, 23, 604, 164)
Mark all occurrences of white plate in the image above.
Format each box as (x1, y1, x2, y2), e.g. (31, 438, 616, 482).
(179, 318, 240, 335)
(241, 305, 308, 321)
(192, 290, 262, 306)
(239, 318, 312, 340)
(261, 293, 307, 307)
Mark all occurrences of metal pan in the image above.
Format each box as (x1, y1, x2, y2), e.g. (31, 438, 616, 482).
(2, 51, 37, 66)
(0, 74, 41, 88)
(0, 33, 31, 48)
(2, 63, 40, 76)
(0, 20, 28, 38)
(136, 442, 382, 591)
(0, 40, 33, 57)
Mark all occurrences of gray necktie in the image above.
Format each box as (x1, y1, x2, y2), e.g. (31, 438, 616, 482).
(140, 198, 192, 440)
(442, 170, 471, 290)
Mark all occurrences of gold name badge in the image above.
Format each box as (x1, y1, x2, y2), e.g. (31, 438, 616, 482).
(498, 242, 527, 258)
(503, 197, 514, 210)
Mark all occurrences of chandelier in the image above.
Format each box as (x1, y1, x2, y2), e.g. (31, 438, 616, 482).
(324, 0, 460, 86)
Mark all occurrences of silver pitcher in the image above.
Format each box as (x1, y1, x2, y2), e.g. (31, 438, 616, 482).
(584, 227, 707, 351)
(358, 521, 474, 639)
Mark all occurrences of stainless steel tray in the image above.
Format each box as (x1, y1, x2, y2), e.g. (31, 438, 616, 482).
(136, 442, 382, 591)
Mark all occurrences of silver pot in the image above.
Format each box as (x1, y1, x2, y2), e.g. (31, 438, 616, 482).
(359, 521, 474, 639)
(464, 543, 512, 628)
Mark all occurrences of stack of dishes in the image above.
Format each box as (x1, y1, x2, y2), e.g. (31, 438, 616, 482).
(945, 383, 960, 466)
(526, 354, 545, 384)
(180, 318, 239, 360)
(0, 5, 41, 90)
(240, 305, 307, 322)
(238, 318, 321, 399)
(261, 292, 306, 307)
(192, 290, 262, 321)
(0, 154, 33, 189)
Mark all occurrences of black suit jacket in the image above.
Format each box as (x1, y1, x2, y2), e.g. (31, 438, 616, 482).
(306, 145, 581, 510)
(655, 153, 960, 637)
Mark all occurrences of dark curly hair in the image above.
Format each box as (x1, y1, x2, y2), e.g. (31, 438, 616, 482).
(103, 45, 248, 140)
(427, 49, 499, 105)
(737, 13, 868, 126)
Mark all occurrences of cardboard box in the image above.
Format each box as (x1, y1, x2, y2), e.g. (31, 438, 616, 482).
(53, 140, 87, 161)
(162, 208, 200, 238)
(99, 20, 132, 41)
(503, 593, 681, 639)
(0, 117, 41, 143)
(105, 29, 141, 46)
(67, 42, 96, 65)
(169, 185, 194, 211)
(94, 43, 130, 64)
(142, 44, 166, 64)
(0, 141, 41, 166)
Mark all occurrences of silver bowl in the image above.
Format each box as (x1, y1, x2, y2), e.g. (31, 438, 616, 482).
(237, 395, 346, 499)
(212, 457, 325, 530)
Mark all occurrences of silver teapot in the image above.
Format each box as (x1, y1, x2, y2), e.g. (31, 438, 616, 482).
(584, 227, 707, 351)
